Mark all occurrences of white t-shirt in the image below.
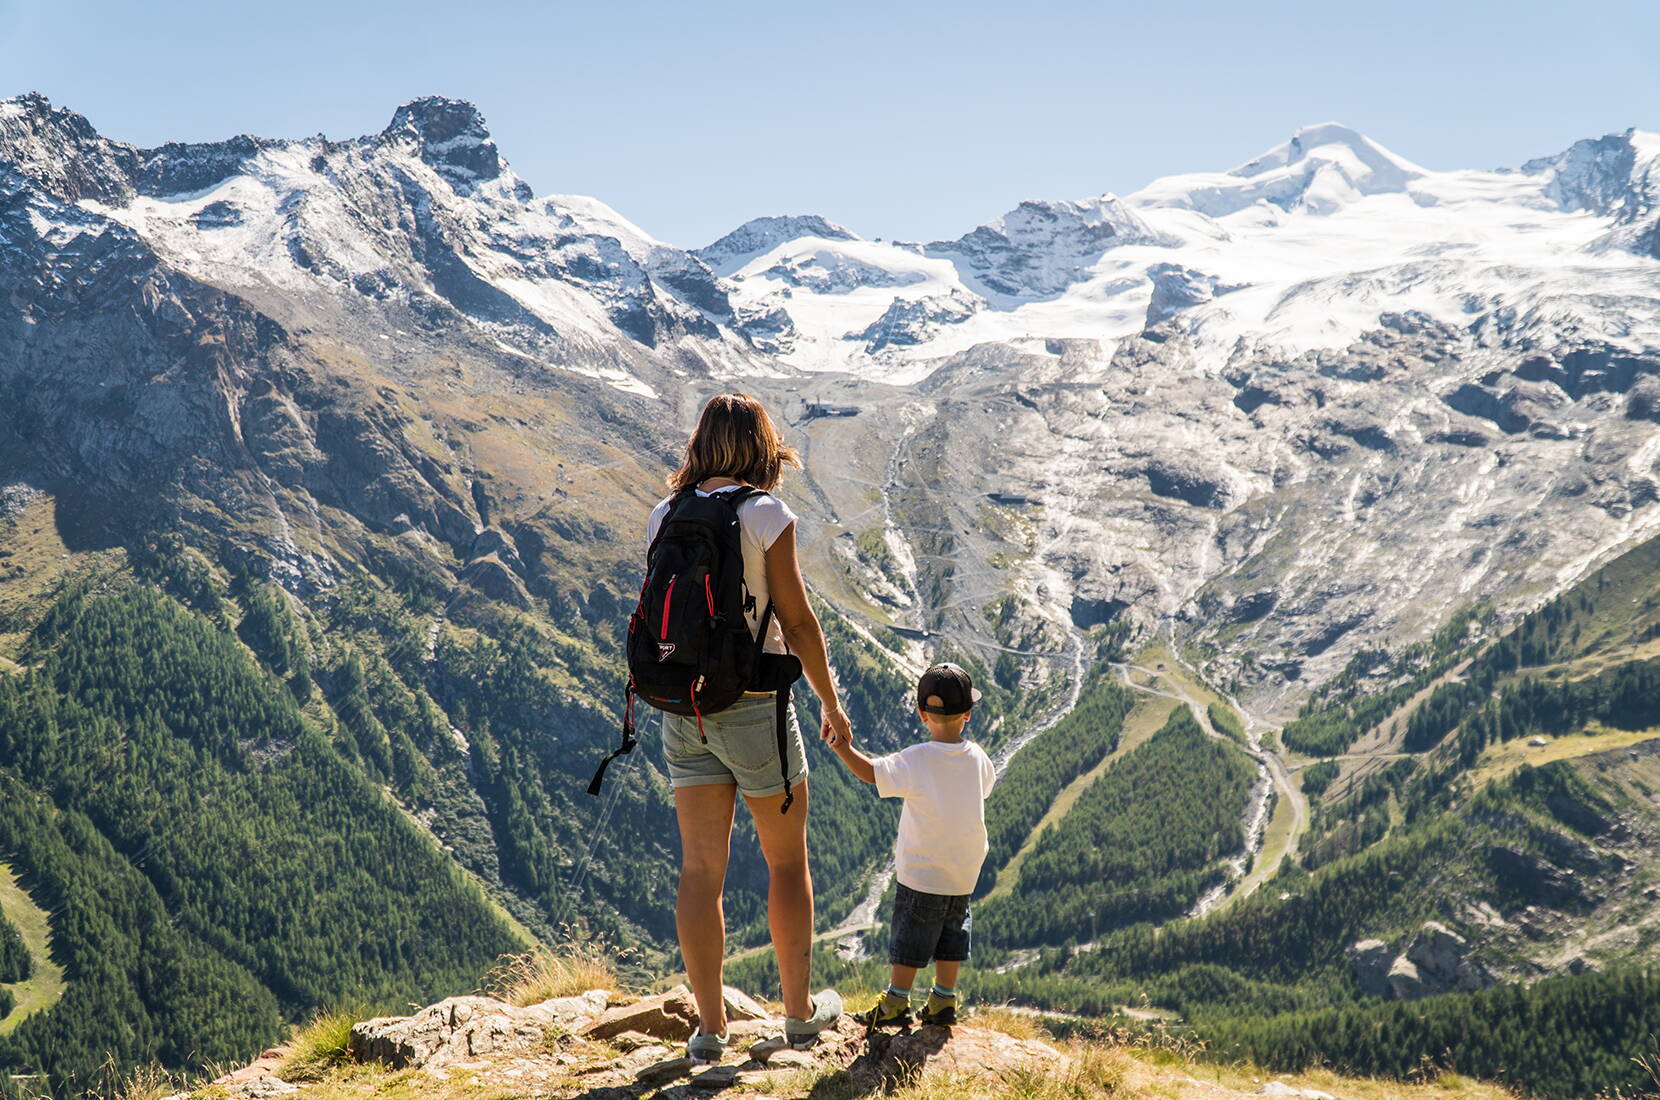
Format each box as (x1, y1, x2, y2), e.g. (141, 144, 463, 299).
(872, 740, 997, 897)
(646, 485, 798, 655)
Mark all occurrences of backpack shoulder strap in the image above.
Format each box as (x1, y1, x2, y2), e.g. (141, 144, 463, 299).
(714, 485, 766, 509)
(646, 487, 700, 558)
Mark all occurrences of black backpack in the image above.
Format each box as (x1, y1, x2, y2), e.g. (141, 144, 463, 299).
(588, 486, 804, 812)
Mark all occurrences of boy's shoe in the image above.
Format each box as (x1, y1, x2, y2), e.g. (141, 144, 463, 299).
(917, 1001, 957, 1027)
(785, 989, 844, 1049)
(853, 996, 913, 1030)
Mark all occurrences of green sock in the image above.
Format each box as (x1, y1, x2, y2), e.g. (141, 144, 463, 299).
(926, 985, 956, 1013)
(883, 984, 911, 1011)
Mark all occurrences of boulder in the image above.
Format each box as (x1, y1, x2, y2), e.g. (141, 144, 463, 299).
(210, 1048, 291, 1088)
(1386, 955, 1426, 1000)
(846, 1024, 1067, 1092)
(350, 995, 567, 1068)
(722, 984, 772, 1022)
(532, 988, 612, 1025)
(1346, 938, 1393, 997)
(583, 984, 700, 1041)
(1405, 921, 1493, 994)
(688, 1064, 739, 1090)
(634, 1057, 692, 1086)
(763, 1049, 817, 1069)
(745, 1035, 789, 1063)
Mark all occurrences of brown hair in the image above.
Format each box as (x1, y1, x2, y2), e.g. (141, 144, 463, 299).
(669, 393, 801, 492)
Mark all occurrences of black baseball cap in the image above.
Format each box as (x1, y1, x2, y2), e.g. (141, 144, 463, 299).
(917, 662, 982, 716)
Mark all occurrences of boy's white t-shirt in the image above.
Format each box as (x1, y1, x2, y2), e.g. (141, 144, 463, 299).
(872, 739, 997, 897)
(646, 486, 797, 655)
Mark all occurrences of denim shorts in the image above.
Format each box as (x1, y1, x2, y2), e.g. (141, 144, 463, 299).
(662, 692, 807, 799)
(888, 883, 972, 968)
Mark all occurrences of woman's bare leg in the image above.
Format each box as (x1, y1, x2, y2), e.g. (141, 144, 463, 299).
(745, 780, 813, 1020)
(676, 782, 738, 1035)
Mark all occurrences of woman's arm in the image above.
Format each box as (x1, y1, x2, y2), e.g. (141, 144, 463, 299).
(764, 523, 852, 746)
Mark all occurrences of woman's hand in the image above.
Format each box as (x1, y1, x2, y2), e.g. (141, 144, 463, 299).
(820, 704, 852, 748)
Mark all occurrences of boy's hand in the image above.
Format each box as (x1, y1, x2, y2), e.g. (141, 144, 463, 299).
(820, 704, 852, 748)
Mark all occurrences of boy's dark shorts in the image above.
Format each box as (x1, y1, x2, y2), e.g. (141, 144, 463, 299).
(888, 883, 972, 968)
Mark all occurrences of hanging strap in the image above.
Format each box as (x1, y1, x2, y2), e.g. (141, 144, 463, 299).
(589, 681, 637, 797)
(775, 683, 794, 814)
(750, 598, 797, 815)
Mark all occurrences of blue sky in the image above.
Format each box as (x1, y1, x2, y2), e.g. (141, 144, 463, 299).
(4, 0, 1658, 248)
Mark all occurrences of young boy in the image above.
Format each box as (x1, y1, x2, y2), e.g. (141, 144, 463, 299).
(831, 662, 996, 1028)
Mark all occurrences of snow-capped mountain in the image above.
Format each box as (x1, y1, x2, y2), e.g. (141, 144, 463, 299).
(4, 93, 1660, 715)
(0, 93, 764, 402)
(708, 122, 1660, 386)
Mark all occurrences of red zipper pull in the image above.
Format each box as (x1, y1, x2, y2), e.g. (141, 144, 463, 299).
(661, 574, 677, 638)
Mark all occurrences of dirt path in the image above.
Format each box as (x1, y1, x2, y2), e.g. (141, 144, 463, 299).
(0, 861, 67, 1035)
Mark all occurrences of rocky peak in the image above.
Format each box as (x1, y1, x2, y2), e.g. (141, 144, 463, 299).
(927, 194, 1171, 299)
(1523, 129, 1660, 224)
(0, 91, 137, 205)
(135, 134, 285, 199)
(380, 95, 508, 192)
(695, 214, 861, 275)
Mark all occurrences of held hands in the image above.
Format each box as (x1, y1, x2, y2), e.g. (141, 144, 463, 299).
(821, 704, 874, 785)
(820, 703, 853, 749)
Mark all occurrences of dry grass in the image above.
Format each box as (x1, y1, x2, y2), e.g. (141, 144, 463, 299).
(808, 1041, 1131, 1100)
(1467, 723, 1660, 788)
(65, 1060, 188, 1100)
(480, 939, 619, 1007)
(966, 1004, 1048, 1040)
(1199, 1060, 1523, 1100)
(235, 1063, 500, 1100)
(278, 1009, 361, 1081)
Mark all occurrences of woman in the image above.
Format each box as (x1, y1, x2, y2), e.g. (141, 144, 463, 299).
(648, 392, 850, 1063)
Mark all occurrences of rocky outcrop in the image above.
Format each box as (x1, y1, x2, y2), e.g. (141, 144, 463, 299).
(1406, 922, 1493, 993)
(206, 981, 1511, 1100)
(1347, 923, 1494, 1001)
(380, 97, 514, 194)
(928, 195, 1174, 298)
(1145, 263, 1240, 327)
(1345, 938, 1394, 997)
(844, 1024, 1066, 1092)
(855, 291, 980, 352)
(324, 984, 1075, 1095)
(350, 990, 610, 1068)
